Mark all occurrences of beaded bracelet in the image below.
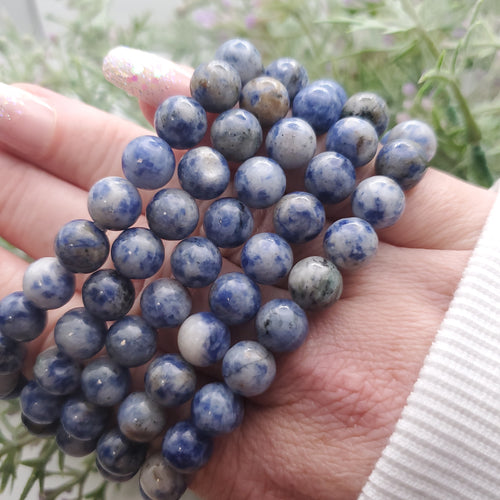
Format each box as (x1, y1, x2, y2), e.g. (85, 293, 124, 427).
(0, 38, 437, 500)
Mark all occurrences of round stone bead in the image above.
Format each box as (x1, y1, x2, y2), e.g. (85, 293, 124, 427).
(117, 392, 166, 443)
(234, 156, 286, 209)
(139, 453, 187, 500)
(178, 146, 230, 200)
(264, 57, 308, 101)
(209, 272, 261, 326)
(0, 372, 22, 398)
(292, 81, 343, 134)
(351, 175, 406, 229)
(54, 219, 109, 274)
(210, 108, 263, 162)
(106, 315, 157, 368)
(33, 346, 81, 396)
(288, 256, 343, 310)
(191, 382, 244, 435)
(0, 331, 25, 374)
(240, 76, 290, 128)
(190, 59, 242, 113)
(304, 151, 356, 204)
(177, 312, 230, 367)
(384, 119, 437, 162)
(215, 38, 263, 86)
(21, 412, 59, 437)
(56, 425, 97, 457)
(375, 138, 428, 190)
(121, 135, 176, 190)
(61, 395, 109, 440)
(146, 188, 199, 240)
(273, 192, 325, 243)
(315, 79, 348, 107)
(20, 380, 64, 425)
(140, 278, 192, 329)
(82, 269, 135, 321)
(81, 357, 131, 407)
(23, 257, 75, 310)
(255, 299, 309, 353)
(54, 307, 106, 360)
(87, 176, 142, 231)
(162, 420, 213, 473)
(145, 353, 196, 407)
(323, 217, 379, 270)
(241, 232, 293, 285)
(111, 227, 165, 279)
(341, 92, 390, 137)
(222, 340, 276, 397)
(96, 459, 137, 483)
(265, 117, 317, 170)
(154, 95, 207, 150)
(170, 236, 222, 288)
(0, 291, 46, 342)
(325, 116, 379, 168)
(203, 198, 254, 248)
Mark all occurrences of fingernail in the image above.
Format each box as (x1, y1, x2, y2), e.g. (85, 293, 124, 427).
(0, 83, 56, 157)
(103, 46, 193, 108)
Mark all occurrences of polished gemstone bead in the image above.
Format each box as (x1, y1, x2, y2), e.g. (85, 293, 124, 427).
(315, 79, 348, 107)
(21, 412, 59, 437)
(61, 394, 109, 440)
(0, 332, 24, 374)
(139, 453, 187, 500)
(264, 57, 308, 101)
(20, 380, 64, 425)
(341, 92, 389, 136)
(56, 425, 97, 457)
(0, 372, 21, 398)
(96, 459, 137, 483)
(384, 119, 437, 162)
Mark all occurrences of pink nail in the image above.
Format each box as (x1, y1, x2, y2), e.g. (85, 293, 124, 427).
(0, 83, 56, 157)
(102, 46, 193, 108)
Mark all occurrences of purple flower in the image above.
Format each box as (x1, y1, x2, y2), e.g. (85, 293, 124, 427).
(192, 8, 217, 29)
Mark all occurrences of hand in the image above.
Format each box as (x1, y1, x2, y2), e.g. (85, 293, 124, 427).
(0, 63, 494, 500)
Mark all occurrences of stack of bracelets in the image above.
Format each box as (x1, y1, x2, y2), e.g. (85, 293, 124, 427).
(0, 39, 436, 499)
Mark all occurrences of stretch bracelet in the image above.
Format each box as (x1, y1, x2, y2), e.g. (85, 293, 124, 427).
(0, 39, 436, 500)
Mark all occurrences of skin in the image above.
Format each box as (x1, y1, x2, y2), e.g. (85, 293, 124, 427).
(0, 78, 495, 500)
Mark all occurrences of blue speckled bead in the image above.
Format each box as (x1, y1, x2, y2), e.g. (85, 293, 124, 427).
(385, 119, 437, 162)
(162, 420, 213, 473)
(54, 307, 106, 360)
(234, 156, 286, 209)
(61, 394, 109, 440)
(23, 257, 75, 310)
(323, 217, 379, 270)
(87, 176, 142, 231)
(111, 227, 165, 279)
(146, 188, 199, 241)
(191, 382, 244, 435)
(292, 81, 343, 134)
(177, 312, 230, 368)
(140, 278, 192, 329)
(209, 272, 261, 326)
(117, 392, 167, 443)
(81, 357, 131, 407)
(178, 147, 230, 200)
(304, 151, 356, 204)
(273, 192, 325, 243)
(122, 135, 176, 190)
(351, 175, 406, 229)
(33, 346, 81, 396)
(215, 38, 263, 86)
(325, 117, 379, 168)
(21, 412, 58, 437)
(0, 291, 47, 342)
(170, 237, 222, 288)
(54, 219, 109, 274)
(341, 92, 389, 137)
(82, 269, 135, 321)
(288, 256, 343, 310)
(145, 353, 196, 407)
(190, 59, 242, 113)
(106, 315, 157, 368)
(316, 79, 348, 107)
(210, 109, 263, 162)
(375, 138, 428, 190)
(265, 117, 317, 170)
(255, 299, 309, 353)
(0, 331, 25, 374)
(203, 197, 254, 248)
(241, 232, 293, 285)
(139, 453, 187, 500)
(222, 340, 276, 397)
(0, 372, 22, 398)
(56, 425, 97, 457)
(154, 95, 207, 150)
(264, 57, 308, 101)
(20, 380, 64, 425)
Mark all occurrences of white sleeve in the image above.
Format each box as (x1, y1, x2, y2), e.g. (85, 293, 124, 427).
(358, 191, 500, 500)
